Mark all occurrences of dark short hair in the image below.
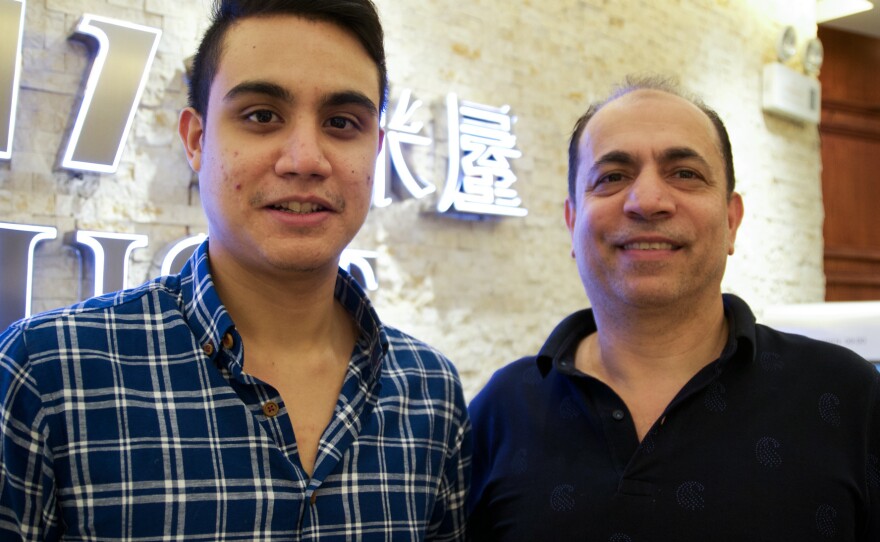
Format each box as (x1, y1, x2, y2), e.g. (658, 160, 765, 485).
(187, 0, 388, 117)
(567, 75, 735, 202)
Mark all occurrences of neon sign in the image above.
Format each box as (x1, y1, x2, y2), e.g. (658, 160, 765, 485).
(0, 222, 56, 326)
(439, 93, 525, 217)
(62, 15, 162, 173)
(376, 89, 527, 218)
(72, 230, 150, 296)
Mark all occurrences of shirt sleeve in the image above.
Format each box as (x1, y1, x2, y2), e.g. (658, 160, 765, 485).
(465, 379, 495, 541)
(0, 324, 59, 541)
(427, 384, 472, 542)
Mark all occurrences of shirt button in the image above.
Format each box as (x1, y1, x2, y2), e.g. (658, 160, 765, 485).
(202, 342, 214, 356)
(221, 332, 234, 349)
(612, 409, 625, 421)
(262, 401, 279, 417)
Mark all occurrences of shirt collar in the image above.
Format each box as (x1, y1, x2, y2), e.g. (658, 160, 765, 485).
(179, 239, 388, 382)
(333, 265, 388, 382)
(535, 293, 758, 377)
(720, 292, 758, 364)
(536, 308, 597, 377)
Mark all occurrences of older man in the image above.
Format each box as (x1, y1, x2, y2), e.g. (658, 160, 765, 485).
(468, 77, 879, 541)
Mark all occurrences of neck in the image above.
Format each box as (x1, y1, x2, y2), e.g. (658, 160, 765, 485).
(582, 293, 728, 385)
(209, 255, 350, 353)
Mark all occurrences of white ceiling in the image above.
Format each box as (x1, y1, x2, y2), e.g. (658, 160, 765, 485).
(820, 3, 880, 38)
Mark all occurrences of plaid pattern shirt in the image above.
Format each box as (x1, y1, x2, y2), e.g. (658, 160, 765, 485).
(0, 241, 471, 541)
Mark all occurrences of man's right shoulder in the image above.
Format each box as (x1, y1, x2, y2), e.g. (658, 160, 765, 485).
(0, 274, 184, 358)
(469, 357, 542, 414)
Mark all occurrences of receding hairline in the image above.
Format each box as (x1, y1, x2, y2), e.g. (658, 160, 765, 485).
(571, 87, 730, 198)
(584, 88, 724, 149)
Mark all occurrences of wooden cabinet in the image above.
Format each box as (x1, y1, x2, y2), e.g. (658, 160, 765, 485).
(818, 26, 880, 300)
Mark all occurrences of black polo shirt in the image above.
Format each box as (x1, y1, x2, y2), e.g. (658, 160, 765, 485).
(468, 294, 880, 541)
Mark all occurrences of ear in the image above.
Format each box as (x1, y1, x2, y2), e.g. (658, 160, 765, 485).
(564, 196, 577, 258)
(726, 192, 744, 255)
(377, 127, 385, 156)
(178, 107, 205, 173)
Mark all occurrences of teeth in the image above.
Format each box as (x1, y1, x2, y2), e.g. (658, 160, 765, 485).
(624, 242, 675, 250)
(274, 202, 322, 213)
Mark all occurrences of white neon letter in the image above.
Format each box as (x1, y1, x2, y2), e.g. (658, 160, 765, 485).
(0, 0, 25, 160)
(62, 15, 161, 173)
(159, 233, 206, 276)
(0, 222, 57, 329)
(340, 249, 379, 291)
(73, 230, 148, 296)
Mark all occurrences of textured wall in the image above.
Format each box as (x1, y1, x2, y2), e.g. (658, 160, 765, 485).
(1, 0, 824, 398)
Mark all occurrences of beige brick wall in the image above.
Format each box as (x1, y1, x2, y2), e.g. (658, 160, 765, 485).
(1, 0, 824, 398)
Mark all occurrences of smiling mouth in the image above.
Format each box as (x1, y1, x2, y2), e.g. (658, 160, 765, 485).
(269, 201, 327, 214)
(622, 242, 678, 250)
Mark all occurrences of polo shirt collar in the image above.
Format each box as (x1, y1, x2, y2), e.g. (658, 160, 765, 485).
(536, 293, 758, 378)
(536, 308, 597, 377)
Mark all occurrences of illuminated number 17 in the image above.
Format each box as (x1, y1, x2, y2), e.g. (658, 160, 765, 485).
(0, 1, 162, 173)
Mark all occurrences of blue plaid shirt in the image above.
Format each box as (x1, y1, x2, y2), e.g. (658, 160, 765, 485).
(0, 241, 471, 541)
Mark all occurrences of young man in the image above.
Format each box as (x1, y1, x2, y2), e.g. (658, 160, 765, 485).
(467, 76, 880, 540)
(0, 1, 470, 539)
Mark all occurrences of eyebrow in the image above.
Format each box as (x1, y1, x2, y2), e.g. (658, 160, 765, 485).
(223, 80, 379, 117)
(224, 80, 292, 103)
(657, 146, 712, 170)
(587, 150, 637, 179)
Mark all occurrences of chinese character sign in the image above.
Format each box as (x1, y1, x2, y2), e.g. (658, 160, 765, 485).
(437, 93, 526, 218)
(373, 89, 526, 219)
(373, 89, 434, 208)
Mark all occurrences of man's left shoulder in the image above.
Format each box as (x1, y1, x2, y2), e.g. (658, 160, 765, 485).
(382, 325, 459, 377)
(756, 322, 878, 381)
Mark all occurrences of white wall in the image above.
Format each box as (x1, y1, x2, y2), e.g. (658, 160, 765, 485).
(0, 0, 825, 398)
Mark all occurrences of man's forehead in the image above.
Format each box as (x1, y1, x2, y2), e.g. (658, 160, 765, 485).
(580, 90, 722, 163)
(213, 14, 380, 98)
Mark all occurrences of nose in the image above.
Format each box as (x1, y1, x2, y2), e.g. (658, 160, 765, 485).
(622, 169, 676, 220)
(274, 121, 332, 179)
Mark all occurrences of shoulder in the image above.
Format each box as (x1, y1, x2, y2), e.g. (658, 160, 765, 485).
(755, 323, 875, 376)
(382, 324, 461, 379)
(469, 357, 540, 422)
(379, 325, 469, 415)
(752, 323, 880, 417)
(1, 275, 183, 362)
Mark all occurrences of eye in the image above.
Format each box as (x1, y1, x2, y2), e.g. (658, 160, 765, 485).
(245, 109, 279, 124)
(326, 116, 356, 130)
(597, 172, 625, 185)
(673, 169, 699, 179)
